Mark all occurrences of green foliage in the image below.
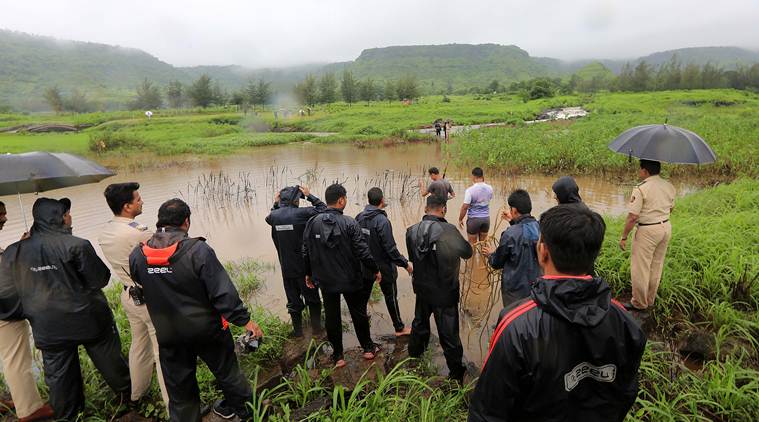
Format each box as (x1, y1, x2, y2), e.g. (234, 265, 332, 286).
(43, 86, 64, 113)
(165, 81, 184, 109)
(294, 74, 319, 106)
(188, 74, 214, 108)
(396, 75, 420, 100)
(340, 70, 357, 105)
(132, 78, 163, 110)
(318, 73, 338, 104)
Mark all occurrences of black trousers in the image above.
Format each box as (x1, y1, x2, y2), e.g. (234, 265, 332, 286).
(159, 329, 252, 422)
(378, 266, 405, 331)
(408, 298, 466, 379)
(321, 284, 374, 361)
(283, 275, 321, 315)
(40, 324, 130, 421)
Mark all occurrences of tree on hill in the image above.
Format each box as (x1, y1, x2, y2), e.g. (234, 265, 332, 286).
(382, 80, 396, 103)
(396, 75, 419, 100)
(188, 74, 214, 107)
(255, 79, 272, 107)
(487, 80, 501, 93)
(359, 78, 376, 104)
(166, 81, 184, 108)
(132, 78, 162, 110)
(341, 70, 357, 105)
(681, 63, 702, 89)
(294, 74, 318, 106)
(43, 86, 64, 113)
(319, 73, 338, 104)
(631, 61, 653, 91)
(212, 82, 227, 106)
(655, 55, 682, 90)
(63, 89, 94, 113)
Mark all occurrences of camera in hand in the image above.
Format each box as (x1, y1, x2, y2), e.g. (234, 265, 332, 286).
(128, 285, 145, 305)
(236, 331, 262, 353)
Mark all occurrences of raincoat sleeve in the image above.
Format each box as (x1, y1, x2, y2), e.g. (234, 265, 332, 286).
(196, 245, 250, 326)
(75, 240, 111, 290)
(377, 217, 408, 268)
(0, 249, 23, 321)
(488, 230, 515, 270)
(302, 220, 313, 277)
(451, 226, 474, 260)
(306, 194, 328, 214)
(405, 228, 415, 264)
(349, 220, 379, 273)
(468, 323, 523, 422)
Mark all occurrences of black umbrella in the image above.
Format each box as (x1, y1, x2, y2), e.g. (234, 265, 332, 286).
(608, 124, 717, 164)
(0, 152, 115, 228)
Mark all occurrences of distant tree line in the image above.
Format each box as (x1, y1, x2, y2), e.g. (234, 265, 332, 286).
(293, 70, 420, 106)
(42, 74, 274, 113)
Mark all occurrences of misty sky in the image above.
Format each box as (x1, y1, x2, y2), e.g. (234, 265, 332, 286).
(2, 0, 758, 68)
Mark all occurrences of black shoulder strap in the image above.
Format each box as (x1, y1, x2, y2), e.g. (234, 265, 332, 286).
(168, 237, 206, 265)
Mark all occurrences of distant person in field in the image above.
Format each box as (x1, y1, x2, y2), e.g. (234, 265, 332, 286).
(420, 167, 455, 201)
(552, 176, 583, 204)
(619, 159, 675, 312)
(482, 189, 541, 307)
(145, 110, 153, 119)
(469, 205, 647, 422)
(434, 121, 442, 137)
(459, 167, 494, 244)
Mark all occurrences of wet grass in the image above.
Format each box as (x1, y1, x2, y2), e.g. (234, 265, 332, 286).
(597, 178, 759, 420)
(448, 90, 759, 178)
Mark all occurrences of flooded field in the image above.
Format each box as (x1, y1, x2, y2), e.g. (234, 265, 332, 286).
(0, 142, 695, 367)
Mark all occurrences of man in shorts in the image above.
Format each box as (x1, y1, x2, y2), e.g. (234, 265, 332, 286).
(459, 167, 494, 244)
(420, 167, 455, 201)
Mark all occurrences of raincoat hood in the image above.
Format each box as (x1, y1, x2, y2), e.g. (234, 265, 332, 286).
(319, 208, 345, 249)
(413, 215, 445, 259)
(357, 205, 386, 221)
(30, 197, 70, 235)
(148, 226, 188, 248)
(531, 275, 611, 327)
(552, 176, 582, 204)
(278, 186, 304, 208)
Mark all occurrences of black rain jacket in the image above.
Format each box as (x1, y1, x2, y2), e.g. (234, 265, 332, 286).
(406, 215, 473, 307)
(129, 227, 250, 346)
(488, 215, 541, 297)
(302, 208, 378, 294)
(356, 205, 408, 280)
(265, 188, 327, 278)
(0, 198, 112, 349)
(552, 176, 583, 204)
(468, 275, 647, 422)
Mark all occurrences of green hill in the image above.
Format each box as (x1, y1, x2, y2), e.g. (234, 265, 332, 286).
(329, 43, 561, 93)
(1, 28, 757, 111)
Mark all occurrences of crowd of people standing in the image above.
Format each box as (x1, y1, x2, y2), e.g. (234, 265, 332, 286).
(0, 158, 675, 421)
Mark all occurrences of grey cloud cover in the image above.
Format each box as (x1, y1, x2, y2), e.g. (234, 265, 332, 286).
(1, 0, 758, 67)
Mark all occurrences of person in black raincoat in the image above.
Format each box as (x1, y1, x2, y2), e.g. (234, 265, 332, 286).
(129, 199, 263, 422)
(483, 189, 541, 307)
(303, 184, 380, 368)
(406, 194, 472, 382)
(552, 176, 583, 204)
(468, 205, 646, 422)
(0, 198, 130, 421)
(356, 188, 413, 336)
(265, 185, 326, 337)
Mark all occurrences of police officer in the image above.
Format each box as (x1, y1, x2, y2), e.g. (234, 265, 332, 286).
(98, 183, 169, 407)
(303, 184, 381, 368)
(0, 200, 54, 422)
(356, 187, 413, 337)
(265, 185, 326, 337)
(129, 198, 263, 421)
(619, 159, 675, 311)
(406, 194, 473, 383)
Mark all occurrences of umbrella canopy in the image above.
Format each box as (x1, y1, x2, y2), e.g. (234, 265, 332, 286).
(608, 124, 717, 164)
(0, 152, 115, 196)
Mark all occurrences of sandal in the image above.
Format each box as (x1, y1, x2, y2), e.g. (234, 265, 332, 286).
(362, 344, 381, 360)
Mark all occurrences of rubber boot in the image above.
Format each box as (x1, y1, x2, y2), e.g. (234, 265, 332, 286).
(308, 303, 323, 335)
(290, 312, 304, 338)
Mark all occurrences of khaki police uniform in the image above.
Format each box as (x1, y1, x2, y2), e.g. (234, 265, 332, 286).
(98, 217, 169, 405)
(0, 245, 46, 417)
(628, 175, 676, 309)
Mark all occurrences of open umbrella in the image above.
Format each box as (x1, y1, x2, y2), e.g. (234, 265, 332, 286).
(608, 124, 717, 164)
(0, 152, 115, 228)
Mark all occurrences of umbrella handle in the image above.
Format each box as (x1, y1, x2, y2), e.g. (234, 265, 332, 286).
(17, 192, 29, 232)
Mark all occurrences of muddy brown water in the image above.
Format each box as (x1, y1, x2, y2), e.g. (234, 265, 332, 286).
(0, 142, 696, 369)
